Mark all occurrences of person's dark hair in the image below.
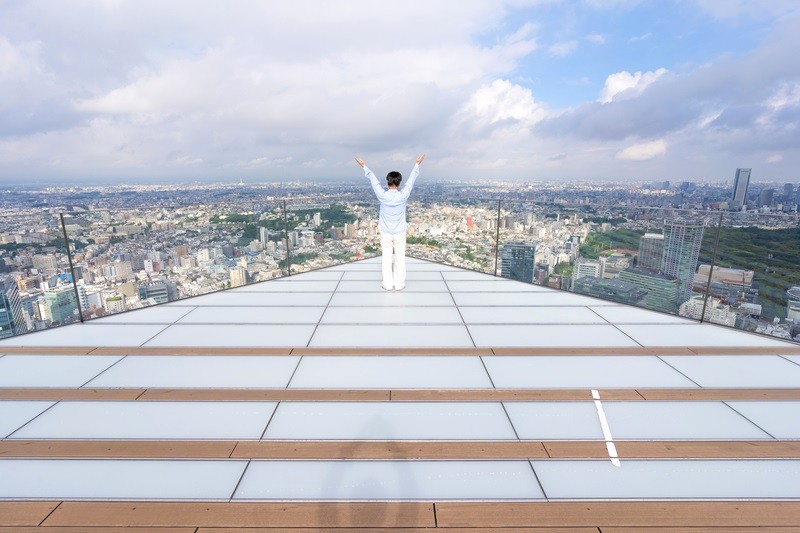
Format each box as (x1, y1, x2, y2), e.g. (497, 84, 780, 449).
(386, 171, 402, 188)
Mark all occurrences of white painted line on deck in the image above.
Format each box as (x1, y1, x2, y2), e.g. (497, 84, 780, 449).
(592, 389, 620, 467)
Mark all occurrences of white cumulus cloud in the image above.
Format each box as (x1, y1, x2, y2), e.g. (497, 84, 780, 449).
(599, 68, 667, 103)
(615, 139, 667, 161)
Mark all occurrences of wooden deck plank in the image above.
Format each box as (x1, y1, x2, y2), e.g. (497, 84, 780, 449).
(435, 502, 800, 528)
(3, 387, 800, 402)
(690, 346, 800, 355)
(4, 346, 799, 356)
(389, 389, 594, 401)
(0, 440, 237, 458)
(604, 526, 798, 533)
(197, 527, 596, 533)
(0, 347, 94, 355)
(88, 347, 293, 355)
(638, 388, 800, 400)
(615, 441, 800, 458)
(231, 441, 548, 459)
(0, 526, 195, 533)
(43, 502, 435, 528)
(0, 502, 60, 527)
(4, 440, 795, 460)
(291, 347, 494, 356)
(490, 347, 697, 355)
(0, 388, 145, 401)
(542, 441, 609, 458)
(138, 388, 390, 401)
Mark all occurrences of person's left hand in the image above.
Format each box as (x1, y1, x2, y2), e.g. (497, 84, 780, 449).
(354, 157, 366, 168)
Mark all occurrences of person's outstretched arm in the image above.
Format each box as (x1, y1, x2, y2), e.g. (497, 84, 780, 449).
(399, 154, 425, 200)
(355, 157, 384, 200)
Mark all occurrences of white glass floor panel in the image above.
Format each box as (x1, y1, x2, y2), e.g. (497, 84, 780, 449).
(309, 325, 473, 347)
(531, 460, 800, 499)
(617, 324, 793, 347)
(92, 306, 195, 324)
(442, 271, 508, 281)
(725, 402, 800, 439)
(86, 355, 301, 388)
(328, 292, 455, 307)
(0, 355, 122, 388)
(602, 402, 771, 440)
(232, 280, 340, 292)
(660, 355, 800, 387)
(0, 324, 167, 347)
(588, 306, 694, 324)
(469, 325, 639, 347)
(143, 324, 316, 347)
(336, 280, 449, 292)
(404, 263, 463, 272)
(459, 307, 607, 325)
(263, 402, 516, 440)
(326, 263, 382, 271)
(167, 292, 332, 306)
(0, 401, 55, 438)
(484, 356, 698, 389)
(342, 271, 445, 281)
(503, 402, 605, 440)
(454, 292, 607, 306)
(445, 281, 549, 292)
(785, 355, 800, 366)
(234, 460, 544, 500)
(289, 356, 493, 389)
(10, 401, 278, 440)
(262, 271, 343, 281)
(0, 459, 245, 500)
(320, 306, 463, 325)
(177, 306, 325, 324)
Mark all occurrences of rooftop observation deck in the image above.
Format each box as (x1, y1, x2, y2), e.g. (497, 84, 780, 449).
(1, 257, 800, 530)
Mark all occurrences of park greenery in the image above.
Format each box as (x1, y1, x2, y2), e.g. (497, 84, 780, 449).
(577, 226, 800, 320)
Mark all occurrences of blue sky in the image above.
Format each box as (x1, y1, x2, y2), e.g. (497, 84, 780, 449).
(0, 0, 799, 183)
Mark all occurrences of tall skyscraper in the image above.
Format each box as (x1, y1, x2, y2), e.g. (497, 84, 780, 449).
(500, 242, 536, 283)
(661, 220, 704, 301)
(0, 275, 27, 339)
(783, 183, 794, 200)
(43, 285, 79, 325)
(731, 168, 751, 211)
(637, 233, 664, 270)
(758, 188, 774, 208)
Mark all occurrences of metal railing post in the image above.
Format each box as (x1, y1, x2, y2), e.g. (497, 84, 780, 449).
(283, 199, 291, 277)
(493, 199, 501, 276)
(59, 212, 84, 323)
(700, 211, 725, 323)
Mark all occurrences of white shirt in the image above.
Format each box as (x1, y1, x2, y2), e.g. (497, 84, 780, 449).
(364, 163, 420, 235)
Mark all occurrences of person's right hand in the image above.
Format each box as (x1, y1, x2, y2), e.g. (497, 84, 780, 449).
(416, 154, 425, 165)
(354, 157, 366, 168)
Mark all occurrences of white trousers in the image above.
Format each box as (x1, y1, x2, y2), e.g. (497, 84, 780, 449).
(380, 230, 406, 289)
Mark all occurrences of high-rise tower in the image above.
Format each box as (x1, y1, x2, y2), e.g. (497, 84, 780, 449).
(661, 220, 704, 301)
(731, 168, 751, 211)
(500, 242, 536, 283)
(637, 233, 664, 271)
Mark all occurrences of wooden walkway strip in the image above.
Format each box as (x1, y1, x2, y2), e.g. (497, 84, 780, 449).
(42, 502, 436, 528)
(2, 440, 799, 460)
(435, 502, 800, 528)
(22, 501, 800, 528)
(2, 387, 800, 402)
(3, 346, 799, 356)
(0, 502, 60, 527)
(230, 441, 549, 459)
